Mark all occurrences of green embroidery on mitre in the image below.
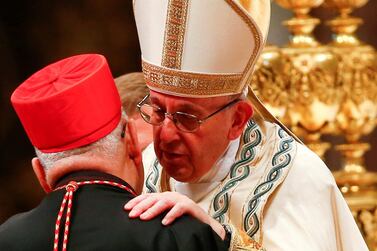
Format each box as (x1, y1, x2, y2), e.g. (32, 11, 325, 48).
(243, 128, 295, 241)
(211, 120, 263, 223)
(145, 159, 161, 193)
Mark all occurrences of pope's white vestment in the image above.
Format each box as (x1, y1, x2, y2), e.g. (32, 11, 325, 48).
(142, 120, 368, 251)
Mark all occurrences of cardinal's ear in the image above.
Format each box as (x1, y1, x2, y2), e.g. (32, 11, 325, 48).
(32, 157, 52, 193)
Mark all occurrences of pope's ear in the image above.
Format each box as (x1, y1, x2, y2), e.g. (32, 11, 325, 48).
(228, 101, 253, 140)
(31, 157, 52, 193)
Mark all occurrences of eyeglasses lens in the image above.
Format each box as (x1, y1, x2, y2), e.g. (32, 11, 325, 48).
(140, 104, 200, 132)
(140, 105, 164, 124)
(175, 113, 199, 132)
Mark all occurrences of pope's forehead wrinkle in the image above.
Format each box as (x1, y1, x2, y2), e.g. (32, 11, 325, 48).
(177, 102, 203, 112)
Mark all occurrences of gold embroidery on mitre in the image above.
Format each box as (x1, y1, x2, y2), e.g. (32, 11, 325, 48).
(162, 0, 189, 69)
(143, 60, 243, 96)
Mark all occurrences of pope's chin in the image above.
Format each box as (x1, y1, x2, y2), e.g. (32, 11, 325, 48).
(158, 153, 193, 182)
(158, 151, 193, 182)
(165, 166, 193, 182)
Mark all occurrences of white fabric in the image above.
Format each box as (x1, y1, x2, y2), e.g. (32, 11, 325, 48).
(142, 121, 368, 250)
(133, 0, 168, 66)
(133, 0, 266, 74)
(262, 143, 368, 251)
(181, 0, 253, 73)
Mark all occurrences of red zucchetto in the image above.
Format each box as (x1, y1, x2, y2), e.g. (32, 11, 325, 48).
(11, 54, 121, 153)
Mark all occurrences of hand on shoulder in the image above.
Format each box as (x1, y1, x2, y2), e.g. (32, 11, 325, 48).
(124, 192, 225, 240)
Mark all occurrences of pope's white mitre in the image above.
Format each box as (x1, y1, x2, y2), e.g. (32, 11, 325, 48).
(133, 0, 270, 97)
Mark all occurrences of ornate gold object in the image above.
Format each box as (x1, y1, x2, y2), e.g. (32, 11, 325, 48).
(358, 207, 377, 250)
(335, 169, 377, 250)
(274, 0, 341, 159)
(251, 45, 290, 122)
(324, 0, 377, 249)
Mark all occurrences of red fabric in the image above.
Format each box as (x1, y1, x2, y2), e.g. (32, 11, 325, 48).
(11, 54, 121, 153)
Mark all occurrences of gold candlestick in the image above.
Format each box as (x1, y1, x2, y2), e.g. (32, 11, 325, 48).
(251, 45, 290, 123)
(276, 0, 323, 47)
(275, 0, 341, 159)
(324, 0, 377, 249)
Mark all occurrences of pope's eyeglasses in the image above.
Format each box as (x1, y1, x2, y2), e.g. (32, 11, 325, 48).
(137, 94, 240, 133)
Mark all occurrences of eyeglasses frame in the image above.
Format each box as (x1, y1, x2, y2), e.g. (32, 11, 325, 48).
(136, 94, 241, 132)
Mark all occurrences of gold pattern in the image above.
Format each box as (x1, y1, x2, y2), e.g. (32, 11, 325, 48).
(161, 0, 189, 69)
(335, 167, 377, 250)
(142, 60, 243, 96)
(324, 0, 377, 169)
(323, 1, 377, 249)
(358, 208, 377, 249)
(324, 0, 377, 144)
(285, 48, 338, 106)
(251, 45, 290, 121)
(273, 0, 340, 159)
(331, 48, 377, 142)
(160, 169, 171, 192)
(228, 224, 266, 251)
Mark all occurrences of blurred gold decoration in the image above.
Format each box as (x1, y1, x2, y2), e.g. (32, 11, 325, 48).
(273, 0, 341, 159)
(252, 45, 290, 122)
(324, 0, 377, 249)
(251, 0, 376, 248)
(358, 208, 377, 250)
(324, 0, 377, 172)
(250, 0, 376, 247)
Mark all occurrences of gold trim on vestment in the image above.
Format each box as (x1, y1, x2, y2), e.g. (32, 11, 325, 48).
(143, 60, 243, 97)
(228, 224, 266, 251)
(160, 169, 171, 192)
(161, 0, 189, 69)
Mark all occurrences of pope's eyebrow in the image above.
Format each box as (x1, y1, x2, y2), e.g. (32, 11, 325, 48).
(176, 103, 210, 118)
(150, 97, 162, 106)
(150, 97, 206, 116)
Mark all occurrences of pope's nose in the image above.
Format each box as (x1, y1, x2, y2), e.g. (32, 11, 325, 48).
(158, 116, 180, 143)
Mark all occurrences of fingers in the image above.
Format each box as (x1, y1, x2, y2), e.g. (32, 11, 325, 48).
(128, 195, 159, 218)
(163, 200, 211, 226)
(125, 192, 204, 226)
(188, 205, 209, 225)
(124, 194, 149, 211)
(140, 199, 173, 221)
(162, 203, 186, 225)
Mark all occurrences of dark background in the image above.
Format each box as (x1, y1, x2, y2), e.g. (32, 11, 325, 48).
(0, 1, 376, 223)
